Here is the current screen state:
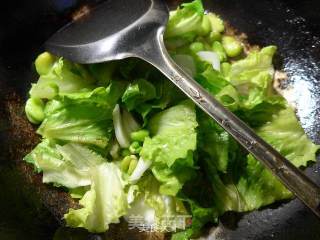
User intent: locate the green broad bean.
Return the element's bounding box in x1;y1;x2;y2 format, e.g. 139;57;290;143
25;97;45;124
120;155;138;174
222;36;243;57
127;158;138;175
130;129;149;142
35;52;56;75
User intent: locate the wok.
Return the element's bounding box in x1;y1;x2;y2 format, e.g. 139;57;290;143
0;0;320;239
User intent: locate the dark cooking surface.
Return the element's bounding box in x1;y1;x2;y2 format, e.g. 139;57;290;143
0;0;320;239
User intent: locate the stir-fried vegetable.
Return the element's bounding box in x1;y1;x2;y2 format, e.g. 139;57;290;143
23;1;319;239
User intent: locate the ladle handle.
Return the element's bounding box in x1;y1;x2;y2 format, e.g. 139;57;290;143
142;30;320;218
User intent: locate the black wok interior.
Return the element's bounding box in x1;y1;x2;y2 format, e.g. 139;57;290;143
1;0;320;239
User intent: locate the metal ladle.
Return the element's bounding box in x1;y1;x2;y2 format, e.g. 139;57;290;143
45;0;320;217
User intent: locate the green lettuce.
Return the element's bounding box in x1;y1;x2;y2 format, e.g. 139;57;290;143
37;83;126;148
224;46;287;126
87;62;116;86
151;153;196;196
142;100;197;167
165;0;204;38
138;100;198;195
122;78;157;111
203;107;319;213
139;87;186;123
256;108;320;167
195;67;240;111
24;141;106;188
197;110;237;173
64;162;128;232
227;46;276;87
126;174;187;231
171;199;215;240
30;52;95;99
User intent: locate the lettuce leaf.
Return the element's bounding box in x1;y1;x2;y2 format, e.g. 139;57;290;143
24;141;106;188
137;100;198;195
37;83;126;148
151;153;196;196
87;62;116;87
197;111;237;173
171;199;215;240
165;0;209;43
122;78;157;111
64;163;128;232
203;107;319;213
195;67;240;111
126;174;188;231
30;53;95;99
224;46;288;126
256;108;320;167
141;100;197;167
227;46;276;88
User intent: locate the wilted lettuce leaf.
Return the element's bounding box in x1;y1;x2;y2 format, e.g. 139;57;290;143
196;67;229;95
224;46;287;126
24;141;106;188
64;163;128;232
87;62;116;87
142;100;197;167
152;153;196;196
122;78;157;111
203;107;319;213
126;174;187;231
197;110;237;173
165;0;209;43
195;67;240;111
171;198;216;240
171;164;219;240
37;83;126;148
134;78;186;123
235;95;286;127
140;100;198;195
256;108;320;167
30;53;95;99
227;46;276;87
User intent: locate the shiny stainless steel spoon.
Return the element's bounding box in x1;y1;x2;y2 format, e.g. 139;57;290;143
45;0;320;217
